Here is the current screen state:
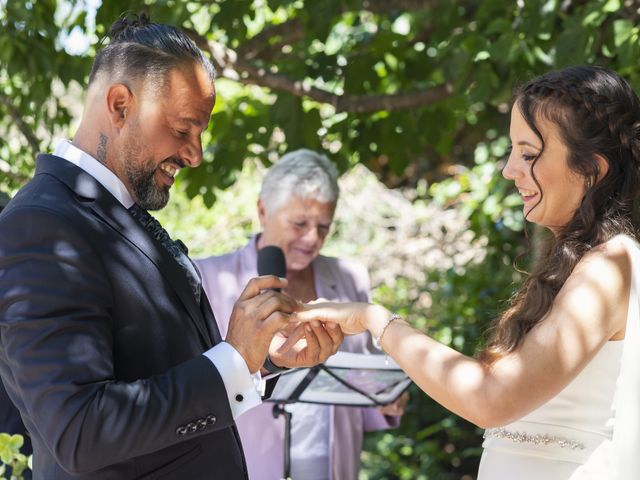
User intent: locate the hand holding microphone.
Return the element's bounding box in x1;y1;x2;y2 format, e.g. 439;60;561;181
257;245;287;291
256;245;344;369
225;247;294;373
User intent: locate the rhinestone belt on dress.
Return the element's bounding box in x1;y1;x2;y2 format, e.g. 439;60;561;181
483;427;586;450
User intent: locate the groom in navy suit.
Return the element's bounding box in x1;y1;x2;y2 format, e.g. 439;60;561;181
0;14;341;480
0;191;32;480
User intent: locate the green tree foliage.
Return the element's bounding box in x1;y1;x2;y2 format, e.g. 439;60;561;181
0;433;31;480
2;0;640;197
0;0;85;192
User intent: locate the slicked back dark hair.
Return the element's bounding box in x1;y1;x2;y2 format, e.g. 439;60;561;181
88;12;215;91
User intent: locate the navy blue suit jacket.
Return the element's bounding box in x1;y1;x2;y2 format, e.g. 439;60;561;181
0;155;248;479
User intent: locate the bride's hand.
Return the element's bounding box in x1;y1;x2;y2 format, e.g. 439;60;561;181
294;302;392;336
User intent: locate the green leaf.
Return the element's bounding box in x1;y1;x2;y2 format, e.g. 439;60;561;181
603;0;621;13
614;19;634;48
555;25;588;65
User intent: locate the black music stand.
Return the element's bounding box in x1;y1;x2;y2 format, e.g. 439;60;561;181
266;351;411;480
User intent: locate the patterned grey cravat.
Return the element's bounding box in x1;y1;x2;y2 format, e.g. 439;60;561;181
128;204;202;304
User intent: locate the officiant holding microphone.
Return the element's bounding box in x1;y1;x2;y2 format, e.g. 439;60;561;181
196;149;407;480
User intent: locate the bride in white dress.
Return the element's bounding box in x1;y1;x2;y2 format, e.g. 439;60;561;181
296;66;640;479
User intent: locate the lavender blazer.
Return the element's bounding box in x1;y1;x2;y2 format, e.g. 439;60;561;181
196;236;398;480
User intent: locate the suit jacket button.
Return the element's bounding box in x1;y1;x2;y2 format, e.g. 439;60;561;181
187;422;198;433
206;415;216;425
176;425;187;436
197;418;207;430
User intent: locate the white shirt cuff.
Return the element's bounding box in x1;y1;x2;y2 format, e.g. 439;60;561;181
202;342;263;419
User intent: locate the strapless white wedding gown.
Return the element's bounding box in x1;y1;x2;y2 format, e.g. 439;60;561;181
478;235;640;480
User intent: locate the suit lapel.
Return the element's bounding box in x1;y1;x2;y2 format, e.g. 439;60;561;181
200;293;222;345
91;199;215;347
36;154;214;347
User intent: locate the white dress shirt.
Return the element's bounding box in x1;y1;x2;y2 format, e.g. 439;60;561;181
53;139;262;418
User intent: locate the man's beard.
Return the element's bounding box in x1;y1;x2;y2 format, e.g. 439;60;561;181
125;161;170;211
121;133;170;211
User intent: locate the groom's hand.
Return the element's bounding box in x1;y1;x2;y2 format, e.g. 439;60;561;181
226;275;298;373
268;320;343;369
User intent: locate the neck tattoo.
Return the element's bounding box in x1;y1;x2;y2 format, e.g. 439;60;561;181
96;133;108;165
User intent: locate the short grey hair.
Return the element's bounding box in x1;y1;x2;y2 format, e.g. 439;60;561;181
259;149;340;214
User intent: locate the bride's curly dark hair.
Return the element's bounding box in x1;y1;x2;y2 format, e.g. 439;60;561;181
480;66;640;363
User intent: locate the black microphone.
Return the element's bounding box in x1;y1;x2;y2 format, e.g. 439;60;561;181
257;245;286;292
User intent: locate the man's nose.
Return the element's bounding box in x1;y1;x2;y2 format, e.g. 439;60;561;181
180;136;203;168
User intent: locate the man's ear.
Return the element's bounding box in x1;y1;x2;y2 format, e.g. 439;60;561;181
106;84;133;129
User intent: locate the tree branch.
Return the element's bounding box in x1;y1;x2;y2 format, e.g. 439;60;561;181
236;18;304;61
235;62;451;113
188;32;452;114
0;93;41;157
360;0;437;13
